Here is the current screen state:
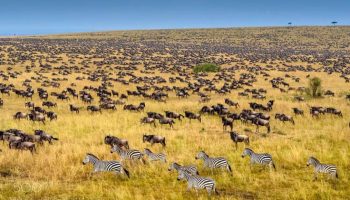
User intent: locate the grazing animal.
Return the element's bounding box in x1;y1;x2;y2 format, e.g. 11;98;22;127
69;104;80;113
14;112;28;120
34;130;59;144
221;116;233;131
275;113;295;124
111;145;145;164
82;153;129;178
158;117;175;128
229;131;250;150
143;134;166;147
168;162;199;175
28;112;46;124
144;148;166;162
177;170;218;195
87;105;102;113
10;141;36;154
241;148;276;170
195;151;232;173
140;117;156;127
293;108;304;115
251;118;270;133
104;135;129;149
165;111;184;120
184;111;201;122
306;156;338;180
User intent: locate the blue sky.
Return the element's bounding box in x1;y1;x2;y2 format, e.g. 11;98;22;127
0;0;349;35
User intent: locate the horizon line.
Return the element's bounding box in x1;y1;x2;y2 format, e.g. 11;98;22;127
1;24;349;38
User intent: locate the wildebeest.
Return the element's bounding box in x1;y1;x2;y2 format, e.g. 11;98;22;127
222;116;233;131
229;131;250;150
225;98;239;108
69;104;80;113
293;108;304;115
14;112;28;120
275;113;295;124
34;130;59;144
165;111;184;120
87;105;102;113
140;117;156;127
47;111;58;121
252;118;270;133
104;135;129;149
184;111;201;122
28;112;46;124
158;117;175;128
10;141;36;154
143;134;166;147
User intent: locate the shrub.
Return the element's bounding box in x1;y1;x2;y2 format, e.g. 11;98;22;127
193;63;220;73
306;77;322;98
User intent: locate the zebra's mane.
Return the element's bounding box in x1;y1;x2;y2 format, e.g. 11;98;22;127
244;148;254;152
87;153;99;160
309;156;319;163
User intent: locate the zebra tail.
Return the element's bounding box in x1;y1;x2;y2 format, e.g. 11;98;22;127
228;164;232;173
123;168;130;178
214;188;219;195
272;162;276;170
336;172;339;179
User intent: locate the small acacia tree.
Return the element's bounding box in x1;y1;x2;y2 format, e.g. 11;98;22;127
193;63;220;73
306;77;322;98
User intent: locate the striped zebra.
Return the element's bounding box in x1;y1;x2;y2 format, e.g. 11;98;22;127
144;148;166;163
168;162;199;175
82;153;130;178
241;148;276;170
111;145;145;164
307;156;338;180
195;151;232;173
177;169;218;195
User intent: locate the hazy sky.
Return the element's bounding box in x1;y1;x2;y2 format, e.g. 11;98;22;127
0;0;349;35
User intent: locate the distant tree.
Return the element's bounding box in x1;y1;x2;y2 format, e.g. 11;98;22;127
288;22;292;26
306;77;323;98
331;21;338;26
193;63;220;73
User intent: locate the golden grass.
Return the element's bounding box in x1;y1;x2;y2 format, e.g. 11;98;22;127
0;27;349;200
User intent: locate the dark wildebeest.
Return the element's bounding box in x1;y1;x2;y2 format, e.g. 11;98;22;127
225;98;240;108
47;111;58;121
222;116;233;131
275;113;295;124
28;112;46;124
140;117;156;127
252;118;270;133
293;108;304;115
34;130;59;144
14;112;28;120
165;111;184;121
69;104;80;113
147;112;164;120
25;102;35;109
104;135;129;149
87;105;102;113
10;141;36;154
229;131;250;150
143;134;166;147
159;117;175;128
184;111;201;122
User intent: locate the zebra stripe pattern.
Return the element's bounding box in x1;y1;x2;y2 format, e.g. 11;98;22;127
177;169;218;195
195;151;232;173
111;145;145;163
307;156;338;180
82;153;130;178
144;148;166;162
241;148;276;170
168;162;199;175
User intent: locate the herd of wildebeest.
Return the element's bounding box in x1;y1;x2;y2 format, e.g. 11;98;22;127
0;27;349;195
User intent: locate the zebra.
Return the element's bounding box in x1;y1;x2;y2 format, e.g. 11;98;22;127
177;170;218;195
168;162;199;175
82;153;130;178
307;156;338;180
144;148;166;163
241;148;276;170
195;151;232;173
111;145;145;164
